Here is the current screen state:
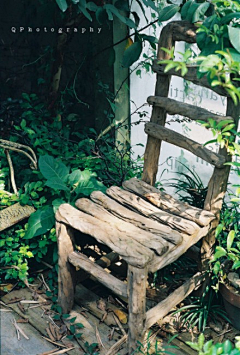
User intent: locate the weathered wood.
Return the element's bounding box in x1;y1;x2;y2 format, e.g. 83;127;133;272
106;186;200;235
69;251;128;299
76;251;119;284
152;60;230;97
74;283;128;327
147;96;233;124
201;99;240;273
145;122;226;168
0;203;35;231
127;265;147;355
171;21;197;43
123;178;215;226
90;191;183;245
149;226;209;273
75;197;171;256
56;222;76;314
142;23;173;185
144;272;205;331
56;204;154;268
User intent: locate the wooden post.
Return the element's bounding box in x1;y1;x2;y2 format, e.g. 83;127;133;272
56;221;76;314
127;265;147;354
201;99;240;272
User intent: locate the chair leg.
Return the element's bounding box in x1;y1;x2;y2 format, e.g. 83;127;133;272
127;265;147;354
56;221;76;314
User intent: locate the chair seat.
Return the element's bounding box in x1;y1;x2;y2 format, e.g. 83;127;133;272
56;178;215;273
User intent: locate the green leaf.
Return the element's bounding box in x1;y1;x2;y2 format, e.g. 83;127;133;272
78;0;92;21
228;26;240;53
122;41;142;67
223;340;233;353
104;5;135;28
45;179;70;191
215;224;224;238
55;0;68;12
198;333;205;349
220;13;240;25
24;206;55;239
181;1;192;20
213;246;227;260
199;54;220;73
142;0;158;12
227;230;235;251
192;2;210;22
68;170;83;186
86;2;98;12
74;171;106;196
158;5;180;22
52;198;65;213
232;260;240;270
96;7;108;24
39;155;69;182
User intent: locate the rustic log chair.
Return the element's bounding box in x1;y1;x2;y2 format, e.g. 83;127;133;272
56;21;240;354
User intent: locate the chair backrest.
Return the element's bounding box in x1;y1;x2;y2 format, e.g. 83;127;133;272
142;21;240;221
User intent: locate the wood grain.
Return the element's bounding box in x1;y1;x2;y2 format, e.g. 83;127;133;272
123;178;215;226
145;122;226;168
147;96;233;124
69;251;128;298
90;190;183;245
56;204;154;268
106;186;200;235
75;197;171;256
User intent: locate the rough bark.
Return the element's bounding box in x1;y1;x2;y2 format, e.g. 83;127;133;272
106;186;200;235
69;251;128;298
127;266;147;355
144;272;205;331
0;203;35;232
123;178;215;226
75;197;171;256
56;221;76;314
56;204;154;268
145;122;226;168
147;96;233;124
90;190;183;245
152;61;230;98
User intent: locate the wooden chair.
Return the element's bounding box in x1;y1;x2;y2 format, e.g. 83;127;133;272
56;21;240;354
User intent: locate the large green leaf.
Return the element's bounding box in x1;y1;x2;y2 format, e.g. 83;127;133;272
159;5;180;22
192;2;210;22
39;155;69;182
74;170;106;196
55;0;68;12
24;206;55;239
228;26;240;53
220;12;240;25
122;41;142;67
45;179;70;191
68;169;83;186
198;54;220;73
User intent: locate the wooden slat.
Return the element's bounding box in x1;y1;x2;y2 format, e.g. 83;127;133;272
147;96;233;124
90;191;183;245
149;226;209;273
152;60;230;97
0;203;35;231
123;178;216;227
145;122;226;168
69;251;128;298
75;198;171;256
56;204;154;268
106;186;200;235
74;283;128;327
144;272;205;331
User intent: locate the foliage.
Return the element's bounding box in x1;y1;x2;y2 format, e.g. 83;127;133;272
166;162;207;209
187;333;240;355
172;286;229;332
159;0;240;104
0;93;143;283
